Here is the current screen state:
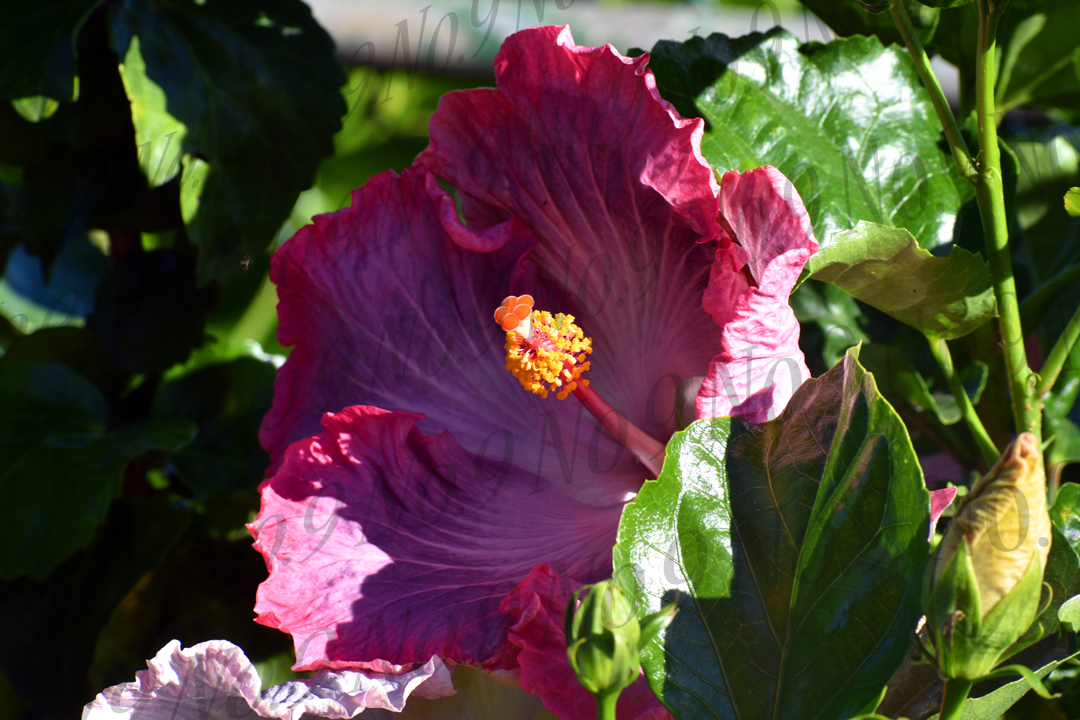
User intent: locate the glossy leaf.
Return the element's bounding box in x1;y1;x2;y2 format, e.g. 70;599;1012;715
614;349;931;720
109;0;347;282
807;221;996;339
0;0;98;100
0;360;195;580
646;29;965;249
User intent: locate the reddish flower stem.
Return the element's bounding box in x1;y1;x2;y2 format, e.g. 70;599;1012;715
572;383;666;478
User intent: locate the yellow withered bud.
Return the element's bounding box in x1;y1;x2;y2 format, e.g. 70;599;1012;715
925;433;1051;680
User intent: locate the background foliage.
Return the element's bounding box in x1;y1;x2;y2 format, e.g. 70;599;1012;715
0;0;1078;717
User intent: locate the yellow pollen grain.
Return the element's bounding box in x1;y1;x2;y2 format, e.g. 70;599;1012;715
504;310;592;400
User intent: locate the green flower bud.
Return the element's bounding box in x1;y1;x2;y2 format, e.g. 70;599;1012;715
564;581;676;701
925;433;1051;680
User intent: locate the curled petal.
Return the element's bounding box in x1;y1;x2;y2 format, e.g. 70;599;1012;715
696;167;819;422
81;640;452;720
251;407;620;672
501;565;671;720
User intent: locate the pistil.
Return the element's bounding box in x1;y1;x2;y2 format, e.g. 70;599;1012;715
494;295;666;478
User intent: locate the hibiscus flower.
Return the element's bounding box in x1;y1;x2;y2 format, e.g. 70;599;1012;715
248;25;817;719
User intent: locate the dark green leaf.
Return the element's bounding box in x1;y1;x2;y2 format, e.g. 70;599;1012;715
859;342;969;427
1045;370;1080;470
995;0;1080;113
0;0;98;100
0;497;190;717
647;29;966;249
93;249;218;373
109;0;347;282
790;279;868;374
2;326;120;393
807;221;996;339
0;360;195;580
614;349;930;719
152;342;278;497
797;0;940;47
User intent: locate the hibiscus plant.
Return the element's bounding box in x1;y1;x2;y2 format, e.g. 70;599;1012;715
1;0;1079;719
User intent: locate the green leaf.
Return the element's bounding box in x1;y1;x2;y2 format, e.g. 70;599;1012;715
790;279;869;374
646;29;966;249
0;497;191;716
795;0;940;48
932;361;989;423
614;349;930;720
109;0;347;283
0;360;195;580
926;651;1080;719
152;342;278;497
0;0;97;101
1045;374;1080;470
994;0;1080;113
807;221;997;339
858;342;969;426
94;249;218;374
1066;187;1080;217
1060;595;1080;633
1051;482;1080;556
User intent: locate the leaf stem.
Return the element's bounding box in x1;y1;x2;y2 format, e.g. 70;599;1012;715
929;336;999;465
1036;303;1080;398
975;0;1040;440
889;2;978;182
939;678;974;720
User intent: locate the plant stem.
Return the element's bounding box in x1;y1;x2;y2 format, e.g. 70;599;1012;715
889;2;978;182
929;336;999;465
939;678;975;720
975;0;1040;440
596;691;618;720
1036;303;1080;398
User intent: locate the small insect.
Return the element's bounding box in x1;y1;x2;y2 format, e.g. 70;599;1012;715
240;253;252;271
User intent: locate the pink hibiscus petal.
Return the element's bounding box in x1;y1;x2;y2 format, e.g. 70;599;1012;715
417;25;725;444
696;167;820;422
501;565;671;720
81;640;452;720
260;167;647;509
929;486;958;539
251;406;621;672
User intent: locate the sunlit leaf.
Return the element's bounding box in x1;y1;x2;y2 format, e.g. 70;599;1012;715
614;349;930;719
646;29;967;249
807;221;996;339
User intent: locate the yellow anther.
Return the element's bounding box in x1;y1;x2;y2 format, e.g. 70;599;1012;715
501;309;592;400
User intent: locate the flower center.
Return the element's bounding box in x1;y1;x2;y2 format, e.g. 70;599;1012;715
495;295;593;400
493;295;665;477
